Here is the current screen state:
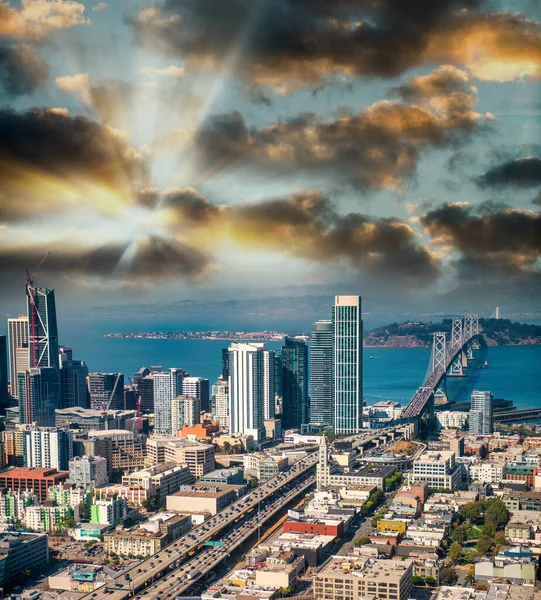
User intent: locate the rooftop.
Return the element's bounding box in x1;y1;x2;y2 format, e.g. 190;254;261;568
170;488;233;499
353;463;397;478
319;555;412;580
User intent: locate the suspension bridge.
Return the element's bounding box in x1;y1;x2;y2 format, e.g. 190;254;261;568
401;314;482;421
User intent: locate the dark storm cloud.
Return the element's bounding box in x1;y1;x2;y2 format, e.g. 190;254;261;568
477;157;541;189
0;107;149;222
160;189;440;286
447;150;477;173
0;42;49;97
421;202;541;283
190;74;486;189
130;0;541;92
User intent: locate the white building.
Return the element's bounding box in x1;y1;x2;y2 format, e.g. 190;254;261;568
24;427;73;471
153;368;184;434
437;411;469;430
228;343;274;441
212;377;229;429
7;316;28;399
469;390;494;435
0;489;37;520
25;504;79;533
68;455;108;488
171;395;200;432
407;451;462;491
182;377;210;412
470;461;506;484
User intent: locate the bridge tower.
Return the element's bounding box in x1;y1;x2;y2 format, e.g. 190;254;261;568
464;314;475;359
471;314;480;350
449;318;465;376
432;332;448;404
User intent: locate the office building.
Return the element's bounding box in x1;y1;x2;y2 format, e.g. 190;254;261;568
146;436;215;478
60;359;89;409
0;336;8;413
469;390;494;435
182;376;210;412
0;532;49;588
228;343;274;441
436;411;468;430
68;455;108;488
24;427;73;471
18;367;59;426
58;346;72;363
212;377;229;429
55;406;135;432
171;395;200;432
0;467;69;501
333;296;363;434
314;555;413;600
88;373;124;411
221;348;229;380
281;337;309;429
133;366;157;412
7;316;28;399
309;320;333;425
122;463;193;506
407;451;462;491
153;369;184;434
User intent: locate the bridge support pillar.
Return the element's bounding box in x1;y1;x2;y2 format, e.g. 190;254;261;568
462;352;469;368
448;352;466;377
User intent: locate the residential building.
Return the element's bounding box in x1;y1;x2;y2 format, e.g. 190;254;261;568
18;368;59;426
0;489;37;521
469;390;494;435
281;337;309;429
166;488;236;515
133;367;156;412
228;343;274;441
0;532;49;588
48;483;90;507
145;435;215;477
90;493;127;526
182;376;210;412
153;369;184;434
243;453;287;481
2;427;26;467
122;463;194;506
23;427;73;471
212;377;229;429
309;320;333;425
436;411;468;430
407;451;462;491
475;548;537;584
55;406;135;432
0;336;8;414
25;504;79;533
7;316;28;400
59;359;89;409
68;455;108;488
333;295;363;434
505;462;537;486
0;467;69;501
503;491;541;512
95;485;150;507
103;512;191;556
470;461;506;484
88;373;124;411
314;555;413;600
171;395;200;432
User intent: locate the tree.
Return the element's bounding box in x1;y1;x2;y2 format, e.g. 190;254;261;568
476;535;493;556
424;576;436;586
412;575;425;586
466;573;476;585
463;549;479;564
354;536;371;546
484;498;510;529
451;525;468;544
494;530;506;553
248;477;258;489
281;588;292;597
448;542;462;565
462;501;484;522
440;567;458;586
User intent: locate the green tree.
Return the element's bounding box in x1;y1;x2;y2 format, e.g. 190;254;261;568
424;576;436;586
354;536;371;546
484;498;510;529
466;573;476;585
281;587;292;597
248;477;258;489
494;530;506;553
448;542;462;565
451;525;468;544
412;575;425;586
463;549;479;564
476;535;493;556
440;567;458;586
462;501;485;522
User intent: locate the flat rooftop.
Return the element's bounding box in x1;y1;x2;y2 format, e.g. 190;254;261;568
170;488;232;499
319;555;413;581
353;463;397;478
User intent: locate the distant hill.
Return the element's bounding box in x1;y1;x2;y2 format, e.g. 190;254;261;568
365;318;541;348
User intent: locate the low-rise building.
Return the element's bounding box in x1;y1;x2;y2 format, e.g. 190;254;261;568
407;451;462;491
503;491;541;512
145;436;215;478
103;512;191;556
0;467;69;501
95;484;151;507
243;453;288;481
469;461;506;484
0;532;49;588
68;455;108;488
122;462;194;506
166;488;237;515
284;517;345;538
314;555;413;600
199;468;244;486
475;548;537;584
90;493;127;526
25;503;79;533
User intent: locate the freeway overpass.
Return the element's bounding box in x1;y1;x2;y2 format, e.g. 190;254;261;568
494;407;541;423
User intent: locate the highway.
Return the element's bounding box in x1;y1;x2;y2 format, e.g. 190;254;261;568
83;454;317;600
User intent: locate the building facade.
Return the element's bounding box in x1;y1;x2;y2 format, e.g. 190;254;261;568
212;377;229;429
281;337;309;430
24;427;73;471
88;373;125;411
171;396;200;432
469;390;494;435
407;451;462;491
309;320;333;425
153;369;184;434
60;359;89;409
18;368;59;427
68;455;108;488
333;296;363;434
182;377;210;412
0;336;8;414
7;316;28;400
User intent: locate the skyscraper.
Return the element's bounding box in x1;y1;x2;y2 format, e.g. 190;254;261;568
153;368;183;434
228;343;274;441
221;349;230;381
23;427;73;470
212;377;229;429
18;368;59;427
281;337;309;429
88;373;124;411
171;396;200;431
469;390;494;434
7;316;28;399
133;366;156;412
60;359;89;409
182;377;210;412
0;335;9;413
309;320;333;425
333;295;363;434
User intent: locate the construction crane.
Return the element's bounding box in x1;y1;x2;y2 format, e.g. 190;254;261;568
26;251;50;369
101;372;122;430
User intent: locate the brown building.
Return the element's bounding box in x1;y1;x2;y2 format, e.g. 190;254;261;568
284;519;344;538
0;467;69;501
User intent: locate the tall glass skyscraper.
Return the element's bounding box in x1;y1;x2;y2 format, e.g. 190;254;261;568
281;337;309;429
309;320;333;425
18;367;59;426
0;335;8;413
332;295;363;434
153;368;184;434
7;316;28;399
469;390;494;434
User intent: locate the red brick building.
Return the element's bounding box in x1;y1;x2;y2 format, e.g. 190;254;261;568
0;467;69;501
284;519;343;537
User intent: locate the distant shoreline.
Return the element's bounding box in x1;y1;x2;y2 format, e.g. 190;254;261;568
103;331;302;342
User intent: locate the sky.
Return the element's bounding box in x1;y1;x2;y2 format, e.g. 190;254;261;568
1;0;541;316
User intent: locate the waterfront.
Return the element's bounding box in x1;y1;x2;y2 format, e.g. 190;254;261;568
24;313;540;411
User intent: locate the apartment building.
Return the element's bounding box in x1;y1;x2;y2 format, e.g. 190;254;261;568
145;436;215;478
122;463;193;506
406;452;462;491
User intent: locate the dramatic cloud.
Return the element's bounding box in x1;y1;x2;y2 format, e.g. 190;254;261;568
421;203;541;283
158;189;440;286
477;156;541;188
0;107;149;222
130;0;541;93
190;69;488;189
0;42;48;97
141;65;185;78
0;0;89;40
92;2;107;11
